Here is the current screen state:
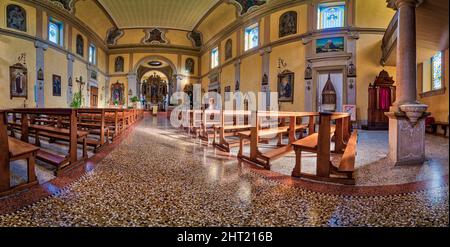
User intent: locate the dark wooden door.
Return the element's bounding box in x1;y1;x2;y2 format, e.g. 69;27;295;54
90;86;98;108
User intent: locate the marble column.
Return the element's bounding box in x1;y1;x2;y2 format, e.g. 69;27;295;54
385;0;428;166
260;47;272;110
35;41;48;108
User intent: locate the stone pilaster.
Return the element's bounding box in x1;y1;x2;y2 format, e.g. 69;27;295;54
127;72;137;106
67;54;74;106
260;47;272;110
35;41;48;108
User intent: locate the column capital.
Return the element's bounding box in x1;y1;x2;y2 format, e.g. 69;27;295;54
387;0;423;10
34;40;48;50
67;54;75;62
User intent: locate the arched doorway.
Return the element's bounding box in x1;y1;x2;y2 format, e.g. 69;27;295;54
133;56;177;111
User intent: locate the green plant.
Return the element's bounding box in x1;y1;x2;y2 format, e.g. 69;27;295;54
70;92;82;108
131;96;139;103
113;100;119;106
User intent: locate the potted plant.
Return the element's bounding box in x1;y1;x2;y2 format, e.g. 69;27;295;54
70;92;82;108
131;96;139;109
113;99;119;108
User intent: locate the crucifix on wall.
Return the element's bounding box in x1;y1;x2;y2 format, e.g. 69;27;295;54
76;76;86;94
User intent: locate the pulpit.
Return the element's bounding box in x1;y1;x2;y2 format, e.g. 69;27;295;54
365;70;396;130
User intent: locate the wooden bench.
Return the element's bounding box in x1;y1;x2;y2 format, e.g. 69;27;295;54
430;121;449;136
237;111;318;169
213;110;253;152
291;112;356;185
1;110;40;197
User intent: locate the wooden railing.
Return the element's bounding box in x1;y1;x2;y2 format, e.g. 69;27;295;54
381;11;398;65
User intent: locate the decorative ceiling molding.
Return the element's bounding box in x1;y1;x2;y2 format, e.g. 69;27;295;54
106;27;124;46
44;0;75;13
142;28;169;45
228;0;267;16
188;31;203;48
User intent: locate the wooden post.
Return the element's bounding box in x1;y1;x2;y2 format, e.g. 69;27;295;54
288;116;296;143
68;109;78;164
0;111;10;192
317;112;331;178
335;117;345;153
308;115;315;135
114;110;119;137
249;111;259;160
100;110;105;145
20;113;29;143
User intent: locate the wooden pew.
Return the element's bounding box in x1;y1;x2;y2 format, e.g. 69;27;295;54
198;110;221;143
291;112;357;185
237;111;317;169
76;109;110;152
213;110;252;152
8;109;87;175
1;110;40;197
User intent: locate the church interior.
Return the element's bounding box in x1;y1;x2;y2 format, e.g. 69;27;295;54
0;0;448;227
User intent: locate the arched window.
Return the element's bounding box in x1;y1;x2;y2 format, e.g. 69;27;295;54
318;2;345;29
7;4;27;32
76;35;84;57
279;11;297;38
115;56;124;72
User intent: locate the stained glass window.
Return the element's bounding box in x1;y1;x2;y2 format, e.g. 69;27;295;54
245;23;259;51
89;44;96;65
48;18;63;45
211;47;219;69
318;3;345;29
431;52;442;90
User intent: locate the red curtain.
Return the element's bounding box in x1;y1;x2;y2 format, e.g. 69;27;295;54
379;87;391;110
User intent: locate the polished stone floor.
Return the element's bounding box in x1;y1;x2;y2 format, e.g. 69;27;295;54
0;115;448;226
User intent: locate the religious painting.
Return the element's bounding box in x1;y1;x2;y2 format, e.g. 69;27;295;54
52;74;62;96
316;37;344;54
106;27;124;46
279;11;297;38
143;28;168;44
224;86;231;101
10;63;28;99
7;4;26;32
185;58;195;74
343;105;357;122
233;0;266;15
225;39;233;61
278;70;294;103
111;82;125;105
188;31;203;48
115;56;124;72
76;34;84;57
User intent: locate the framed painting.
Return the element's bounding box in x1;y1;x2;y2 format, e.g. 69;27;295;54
10;63;28;99
343;104;357;122
316;37;345;54
52;74;62;96
278;70;294;103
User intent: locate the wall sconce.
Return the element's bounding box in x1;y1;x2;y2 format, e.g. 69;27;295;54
306;81;312;91
349;78;355;90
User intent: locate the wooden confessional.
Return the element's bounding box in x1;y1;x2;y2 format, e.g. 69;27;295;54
364;70;396;130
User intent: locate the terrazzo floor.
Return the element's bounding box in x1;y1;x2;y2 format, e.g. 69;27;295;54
0;115;448;226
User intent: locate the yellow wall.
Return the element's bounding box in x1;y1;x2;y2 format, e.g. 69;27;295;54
74;0;114;40
356;34;397;121
197;3;237;44
44;49;68;107
420;49;449;122
0;36;36;108
0;0;37;37
355;0;396;28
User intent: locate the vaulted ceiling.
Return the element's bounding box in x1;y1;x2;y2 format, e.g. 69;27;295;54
97;0;222;31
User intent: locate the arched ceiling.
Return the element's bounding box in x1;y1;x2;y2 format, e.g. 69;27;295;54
97;0;222;30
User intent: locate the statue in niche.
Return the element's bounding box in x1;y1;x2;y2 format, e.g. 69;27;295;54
234;0;266;15
7;4;26;32
279;11;297;38
235;80;240;91
144;29;168;44
225;39;233;61
106;27;124;46
115;56;124;72
185;58;195;74
188;31;203;48
10;62;28;99
76;35;84;57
